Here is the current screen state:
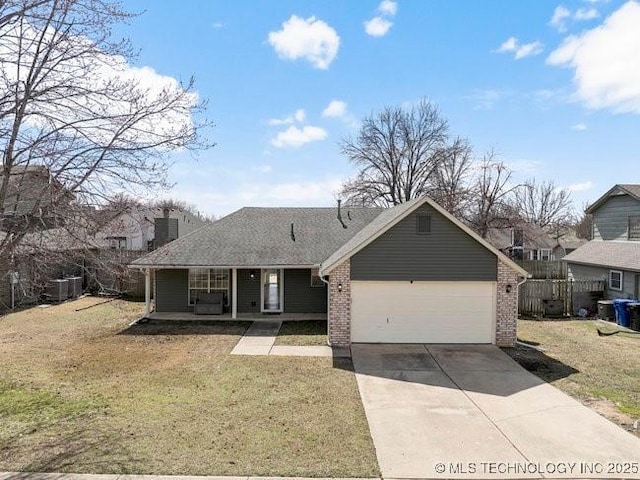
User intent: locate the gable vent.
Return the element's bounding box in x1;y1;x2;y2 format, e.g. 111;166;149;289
416;215;431;235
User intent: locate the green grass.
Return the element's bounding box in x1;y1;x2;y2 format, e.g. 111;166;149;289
505;319;640;419
0;298;378;476
274;320;328;346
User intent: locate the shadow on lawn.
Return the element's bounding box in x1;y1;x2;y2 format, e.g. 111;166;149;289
118;319;251;336
503;342;580;383
1;419;137;476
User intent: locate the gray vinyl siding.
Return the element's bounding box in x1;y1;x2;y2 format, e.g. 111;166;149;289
155;269;190;312
351;204;497;281
592;195;640;241
237;268;260;313
567;263;638;299
284;269;327;313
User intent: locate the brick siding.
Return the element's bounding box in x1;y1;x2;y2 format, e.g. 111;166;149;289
496;260;520;347
327;259;351;347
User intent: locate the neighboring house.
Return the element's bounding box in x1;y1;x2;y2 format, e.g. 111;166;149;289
486;223;586;262
131;196;527;347
0;165;72;232
563;184;640;299
98;206;208;252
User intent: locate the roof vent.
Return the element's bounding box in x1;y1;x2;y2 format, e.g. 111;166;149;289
337;200;347;229
416;215;431;235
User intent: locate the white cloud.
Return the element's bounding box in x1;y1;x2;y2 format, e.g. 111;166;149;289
567;181;594;192
0;23;197;148
364;17;393;37
574;7;600;20
294;108;306;123
378;0;398;16
547;1;640;114
506;159;542;174
270;125;328;148
236;178;343;205
212;21;225;29
267;15;340;70
571;123;587;131
268;108;306;126
322;100;348;118
550;5;571;31
497;37;544;59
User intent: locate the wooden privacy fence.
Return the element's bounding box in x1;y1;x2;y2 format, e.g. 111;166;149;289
519;279;606;316
518;260;567;279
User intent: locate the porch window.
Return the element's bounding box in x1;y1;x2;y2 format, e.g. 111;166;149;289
189;268;229;305
609;270;623;291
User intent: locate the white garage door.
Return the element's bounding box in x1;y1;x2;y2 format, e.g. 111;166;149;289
351;281;496;343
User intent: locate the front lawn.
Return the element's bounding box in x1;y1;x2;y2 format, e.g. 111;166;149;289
274;320;327;346
505;319;640;435
0;298;378;476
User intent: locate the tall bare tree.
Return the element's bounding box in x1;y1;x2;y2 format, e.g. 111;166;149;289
0;0;212;259
430;137;473;218
510;180;573;228
468;152;521;238
339;99;450;207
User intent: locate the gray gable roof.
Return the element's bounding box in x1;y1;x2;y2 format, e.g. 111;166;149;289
586;184;640;214
320;196;529;277
131;206;383;267
563;240;640;272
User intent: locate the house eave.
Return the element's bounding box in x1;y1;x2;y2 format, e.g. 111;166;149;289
128;263;320;270
563;258;640;274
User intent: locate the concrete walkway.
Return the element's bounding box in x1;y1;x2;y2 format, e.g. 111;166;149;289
230;321;348;357
0;474;378;480
352;344;640;480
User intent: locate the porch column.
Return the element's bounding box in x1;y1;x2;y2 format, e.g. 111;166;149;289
144;268;151;317
232;267;238;319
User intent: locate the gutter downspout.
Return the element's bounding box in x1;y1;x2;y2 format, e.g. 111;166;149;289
318;267;331;346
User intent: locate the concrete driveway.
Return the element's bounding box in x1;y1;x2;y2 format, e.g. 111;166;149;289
352;344;640;479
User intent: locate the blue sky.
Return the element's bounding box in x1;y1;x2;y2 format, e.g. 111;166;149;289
120;0;640;217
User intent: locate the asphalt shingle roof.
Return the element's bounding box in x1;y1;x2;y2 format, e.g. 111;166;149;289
320;197;424;273
131;206;383;267
563;240;640;272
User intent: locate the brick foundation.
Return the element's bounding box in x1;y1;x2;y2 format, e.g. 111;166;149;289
496;261;520;347
328;259;351;347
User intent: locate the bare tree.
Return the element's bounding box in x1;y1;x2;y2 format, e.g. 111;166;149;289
0;0;212;259
511;180;573;227
339;99;450;207
0;0;213;308
468;152;521;238
573;202;593;240
430;137;473;218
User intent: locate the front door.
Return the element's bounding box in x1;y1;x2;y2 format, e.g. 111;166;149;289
262;269;283;312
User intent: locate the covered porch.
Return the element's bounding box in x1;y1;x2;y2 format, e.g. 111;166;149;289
146;311;327;321
139;266;328;320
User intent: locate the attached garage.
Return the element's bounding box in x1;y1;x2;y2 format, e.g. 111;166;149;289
321;196;529;347
351;281;496;343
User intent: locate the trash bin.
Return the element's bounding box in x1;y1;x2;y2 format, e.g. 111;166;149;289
597;300;615;321
613;299;635;328
627;303;640;331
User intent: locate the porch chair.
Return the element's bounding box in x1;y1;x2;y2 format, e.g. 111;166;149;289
194;291;224;315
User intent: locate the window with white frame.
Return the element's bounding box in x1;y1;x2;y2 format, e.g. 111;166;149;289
609;270;623;291
107;236;127;250
538;249;551;261
188;268;229;305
